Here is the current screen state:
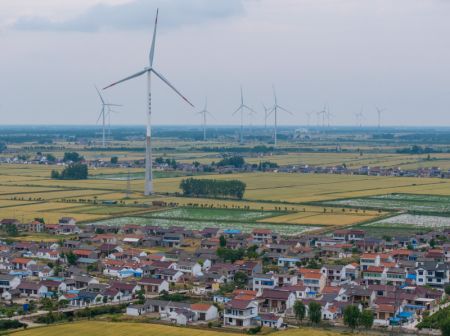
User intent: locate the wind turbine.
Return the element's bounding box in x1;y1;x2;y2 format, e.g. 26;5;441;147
233;87;255;144
306;111;313;127
262;103;270;130
95;86;121;148
375;106;386;128
355;107;365;127
268;86;292;146
103;9;194;196
197;97;213;141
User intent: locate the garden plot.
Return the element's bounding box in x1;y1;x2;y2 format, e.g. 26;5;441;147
89;216;319;235
366;214;450;228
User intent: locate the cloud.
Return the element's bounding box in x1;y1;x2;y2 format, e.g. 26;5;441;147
12;0;245;32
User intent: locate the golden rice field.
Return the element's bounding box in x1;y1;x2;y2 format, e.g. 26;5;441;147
1;162;450;228
11;321;344;336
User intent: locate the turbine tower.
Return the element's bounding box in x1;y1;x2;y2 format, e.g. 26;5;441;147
232;87;255;144
103;9;194;195
268;86;292;147
197;97;213;141
95;86;121;148
375;106;386;128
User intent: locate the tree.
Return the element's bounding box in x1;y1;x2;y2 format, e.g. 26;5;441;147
293;301;306;322
136;290;145;304
110;156;118;164
445;284;450;296
217;156;245;168
3;223;18;237
63;152;83;163
359;309;374;330
441;317;450;336
180;178;246;199
234;271;248;289
308;302;321;324
344;305;360;331
219;235;227;247
65;251;77;265
46;153;57;163
51;163;88;180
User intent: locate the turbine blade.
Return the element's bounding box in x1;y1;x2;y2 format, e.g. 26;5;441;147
96;110;103;124
278;105;293;115
103;69;148;90
151;68;194;107
233;106;242;115
149;9;159;67
243;104;257;114
105;104;123;107
95;85;105;104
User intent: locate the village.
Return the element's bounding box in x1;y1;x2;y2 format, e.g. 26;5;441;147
0;216;449;332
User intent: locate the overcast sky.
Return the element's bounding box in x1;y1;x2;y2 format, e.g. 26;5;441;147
1;0;450;127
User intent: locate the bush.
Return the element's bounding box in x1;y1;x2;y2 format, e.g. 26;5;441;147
0;319;26;331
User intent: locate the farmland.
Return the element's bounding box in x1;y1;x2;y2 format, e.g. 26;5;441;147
12;321;344;336
321;194;450;214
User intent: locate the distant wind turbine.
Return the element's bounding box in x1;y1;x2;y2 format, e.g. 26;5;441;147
197;97;214;141
233;87;255;144
306;111;313;127
103;9;194;195
95;86;121;148
375;106;386;128
269;86;292;146
262;103;270;130
355;107;365;127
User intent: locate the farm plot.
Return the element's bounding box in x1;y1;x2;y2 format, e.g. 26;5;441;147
261;211;378;226
13;321;344;336
321;193;450;213
143;207;282;222
89;216;319;235
365;214;450;228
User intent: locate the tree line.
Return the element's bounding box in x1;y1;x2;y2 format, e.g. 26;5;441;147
180;178;246;199
51;163;88;180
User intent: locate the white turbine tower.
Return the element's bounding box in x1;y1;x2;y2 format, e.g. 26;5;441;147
233;87;255;144
95;86;121;148
375;106;386;128
103;9;194;195
197;97;213;141
269;86;292;147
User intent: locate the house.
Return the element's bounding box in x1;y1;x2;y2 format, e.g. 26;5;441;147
224;298;258;327
11;257;36;270
175;261;202;277
138;277;169;295
299;269;326;294
59;217;77;225
258;313;284;329
416;262;449;287
252;274;277;294
252;229;274;244
360;253;381;271
190;303;219;321
27;221;44;233
0;274;20;293
16;281;47;298
260;289;296;313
